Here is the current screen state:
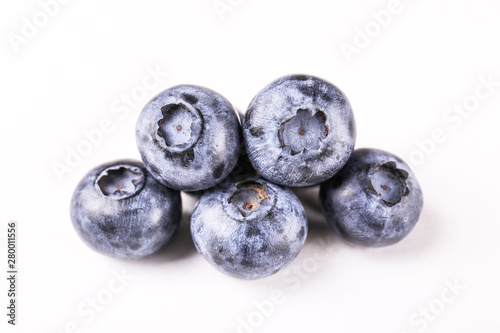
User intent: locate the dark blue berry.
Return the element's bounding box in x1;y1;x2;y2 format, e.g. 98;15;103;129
191;176;307;279
70;160;181;258
243;74;356;187
136;85;241;191
320;149;423;247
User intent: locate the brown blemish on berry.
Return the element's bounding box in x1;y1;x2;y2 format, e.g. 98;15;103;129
227;182;271;217
236;183;270;201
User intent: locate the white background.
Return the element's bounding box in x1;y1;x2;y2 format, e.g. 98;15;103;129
1;0;500;332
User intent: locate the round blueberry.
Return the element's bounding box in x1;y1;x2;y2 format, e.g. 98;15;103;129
70;160;182;259
243;74;356;187
136;85;241;191
320;148;424;247
191;177;308;280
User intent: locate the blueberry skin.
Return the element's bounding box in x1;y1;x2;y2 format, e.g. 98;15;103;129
70;160;182;259
136;85;241;191
243;74;356;187
320;148;423;247
191;177;308;280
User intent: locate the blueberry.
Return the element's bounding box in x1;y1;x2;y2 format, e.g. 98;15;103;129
320;148;423;247
70;160;182;259
243;74;356;187
190;177;308;279
136;85;241;191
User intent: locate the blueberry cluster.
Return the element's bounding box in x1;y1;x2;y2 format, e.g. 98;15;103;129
70;74;423;279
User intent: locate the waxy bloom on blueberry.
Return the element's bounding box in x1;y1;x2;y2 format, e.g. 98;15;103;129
320;149;423;247
191;176;308;280
136;85;241;191
243;74;356;187
70;160;182;259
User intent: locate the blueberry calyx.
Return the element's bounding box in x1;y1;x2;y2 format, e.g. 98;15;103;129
95;165;146;200
227;181;271;217
277;108;328;156
368;161;410;207
156;103;203;152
